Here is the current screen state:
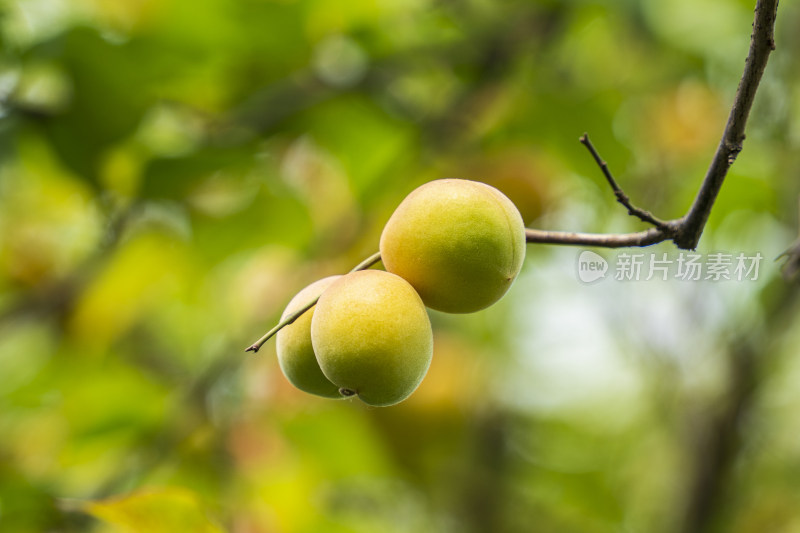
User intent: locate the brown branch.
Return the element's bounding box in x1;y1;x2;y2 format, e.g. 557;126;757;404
580;133;669;229
529;0;778;251
525;226;673;248
673;0;779;249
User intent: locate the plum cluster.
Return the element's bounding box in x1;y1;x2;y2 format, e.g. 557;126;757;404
276;179;526;406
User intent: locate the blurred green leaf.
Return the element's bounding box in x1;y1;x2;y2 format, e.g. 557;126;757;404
84;487;223;533
0;1;798;531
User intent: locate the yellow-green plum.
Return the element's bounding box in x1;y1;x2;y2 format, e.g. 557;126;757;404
275;276;342;398
310;270;433;407
379;179;526;313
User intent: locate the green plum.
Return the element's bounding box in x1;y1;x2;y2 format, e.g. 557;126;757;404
275;276;342;398
310;270;433;407
379;179;526;313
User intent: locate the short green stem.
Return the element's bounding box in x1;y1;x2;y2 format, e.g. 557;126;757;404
245;251;382;353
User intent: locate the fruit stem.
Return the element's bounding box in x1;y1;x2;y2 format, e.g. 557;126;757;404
349;251;382;273
245;297;320;353
245;251;382;353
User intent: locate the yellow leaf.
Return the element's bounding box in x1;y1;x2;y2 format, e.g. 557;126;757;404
84;488;223;533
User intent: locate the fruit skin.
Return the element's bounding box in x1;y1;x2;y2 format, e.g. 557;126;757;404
379;179;526;314
311;270;433;407
276;276;343;399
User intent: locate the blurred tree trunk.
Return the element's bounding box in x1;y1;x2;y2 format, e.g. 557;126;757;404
677;279;799;533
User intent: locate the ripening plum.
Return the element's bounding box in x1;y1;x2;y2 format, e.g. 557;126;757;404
275;276;342;398
310;270;433;407
379;179;526;313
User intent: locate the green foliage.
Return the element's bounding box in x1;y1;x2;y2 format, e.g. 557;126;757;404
0;0;799;531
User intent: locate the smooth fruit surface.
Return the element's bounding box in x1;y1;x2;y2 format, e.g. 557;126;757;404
379;179;526;313
311;270;433;407
275;276;342;398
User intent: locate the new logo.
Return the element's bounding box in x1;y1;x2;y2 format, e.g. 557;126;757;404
577;250;608;283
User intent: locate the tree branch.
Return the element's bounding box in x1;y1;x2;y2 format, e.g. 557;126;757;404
673;0;779;249
524;226;674;248
245;0;780;352
579;134;669;230
529;0;778;251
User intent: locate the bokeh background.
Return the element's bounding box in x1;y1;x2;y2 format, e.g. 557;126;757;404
1;0;800;531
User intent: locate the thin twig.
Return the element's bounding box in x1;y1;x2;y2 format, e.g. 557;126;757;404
580;133;669;229
245;298;319;353
777;197;800;281
245;251;382;353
